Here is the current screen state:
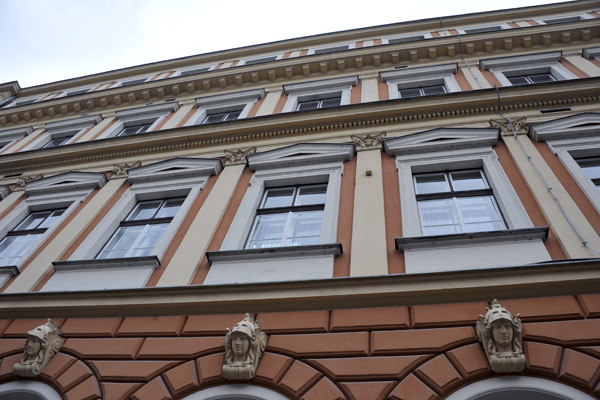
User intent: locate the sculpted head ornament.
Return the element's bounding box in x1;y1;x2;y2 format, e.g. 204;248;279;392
476;300;525;373
14;319;63;377
223;313;268;380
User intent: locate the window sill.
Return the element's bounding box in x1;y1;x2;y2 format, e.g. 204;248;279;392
207;243;342;264
395;227;549;251
0;265;19;276
53;256;160;271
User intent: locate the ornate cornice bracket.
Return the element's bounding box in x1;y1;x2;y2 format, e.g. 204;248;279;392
13;319;63;377
14;174;44;191
224;147;256;166
351;132;386;151
111;161;141;179
223;313;268;380
489;117;528;137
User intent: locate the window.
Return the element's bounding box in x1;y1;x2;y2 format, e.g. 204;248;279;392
380;63;460;99
383;34;430;44
63;87;91;97
309;43;354;55
583;46;600;62
282;76;358;113
118;77;150;87
23;115;102;150
479;51;577;87
414;170;505;235
239;55;281;66
0;209;66;267
97;197;185;259
536;14;594;25
246;184;327;249
179;66;212;76
205;143;353;284
575;157;600;190
0;126;32;151
458;24;510;34
185;89;265;126
384;127;549;273
41;136;74;148
99;103;178;139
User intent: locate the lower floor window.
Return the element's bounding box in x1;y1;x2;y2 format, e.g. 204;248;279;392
96;197;185;259
414;170;505;235
575;157;600;190
0;209;66;266
246;184;327;249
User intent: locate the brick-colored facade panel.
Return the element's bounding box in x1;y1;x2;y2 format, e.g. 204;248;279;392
196;352;225;385
340;381;396;400
268;332;369;357
579;294;600;318
101;382;142;400
279;360;323;396
559;349;600;390
137;336;223;359
118;316;186;337
2;318;64;337
0;353;22;379
371;326;476;355
91;360;178;381
524;341;563;377
499;296;584;321
64;376;101;400
131;376;173;400
445;343;491;379
182;313;248;336
310;355;430;380
257;310;330;333
162;360;200;398
55;360;94;392
575;346;600;359
0;320;11;336
389;373;439;400
64;337;142;359
301;377;346;400
330;306;409;331
415;354;463;394
40;352;78;381
60;317;122;337
411;302;487;328
254;351;294;385
0;338;24;358
524;319;600;345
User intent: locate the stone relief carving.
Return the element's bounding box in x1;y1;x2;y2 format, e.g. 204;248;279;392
224;147;256;165
111;161;142;178
15;174;44;190
223;313;268;380
489;117;528;136
476;299;526;373
13;319;63;377
351;132;386;150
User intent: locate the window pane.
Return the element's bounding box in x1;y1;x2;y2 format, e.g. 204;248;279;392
457;196;504;226
127;200;162;221
297;101;320;111
295;185;327;206
15;211;52;231
37;209;66;229
414;173;450;194
399;87;422;98
576;158;600;180
129;223;168;257
285;211;323;246
422;85;446;96
320;97;341;108
118;123;151;136
155;197;185;218
247;213;288;249
0;234;41;266
224;110;242;121
418;198;461;234
42;136;73;148
97;225;144;259
507;76;530;85
450;170;487;191
529;73;555;83
262;188;295;208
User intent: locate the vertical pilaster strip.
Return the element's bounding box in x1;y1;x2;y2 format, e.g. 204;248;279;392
156;148;254;286
255;89;283;116
459;66;492;89
563;56;600;77
76;115;116;142
161;103;195;129
360;75;380;103
349;133;388;276
492;118;600;258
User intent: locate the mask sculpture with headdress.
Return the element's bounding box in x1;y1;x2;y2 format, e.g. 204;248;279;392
476;299;525;373
13;319;63;377
223;313;268;380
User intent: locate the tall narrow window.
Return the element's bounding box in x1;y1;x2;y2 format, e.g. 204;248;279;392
414;170;505;235
0;209;66;266
575;157;600;190
246;184;327;249
97;197;185;259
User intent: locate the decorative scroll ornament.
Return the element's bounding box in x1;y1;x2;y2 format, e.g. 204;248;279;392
111;161;141;178
489;117;528;136
476;299;525;373
351;132;386;150
13;319;63;377
224;147;256;166
15;174;44;190
223;313;268;380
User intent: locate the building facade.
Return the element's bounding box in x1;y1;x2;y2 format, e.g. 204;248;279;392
0;1;600;399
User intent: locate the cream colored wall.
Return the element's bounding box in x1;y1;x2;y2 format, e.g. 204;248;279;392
564;56;600;77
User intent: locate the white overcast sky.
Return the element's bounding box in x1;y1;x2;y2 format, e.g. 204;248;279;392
0;0;566;88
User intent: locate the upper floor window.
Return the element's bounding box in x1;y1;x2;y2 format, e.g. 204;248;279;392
203;110;242;124
282;76;358;113
575;157;600;190
398;84;446;99
239;55;281;66
185;89;265;126
507;73;556;86
41;136;73;148
536;14;594;25
179;66;212;76
380;63;460;100
23;115;102;151
0;126;33;151
99;103;178;139
383;34;430;44
458;24;510;34
117;122;153;137
297;96;341;111
308;43;355;55
118;77;150;87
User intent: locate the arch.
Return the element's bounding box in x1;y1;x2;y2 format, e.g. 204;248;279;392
445;376;596;400
0;381;61;400
181;384;292;400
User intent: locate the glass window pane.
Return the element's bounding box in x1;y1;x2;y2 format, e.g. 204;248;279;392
97;225;144;259
295;185;327;206
320;97;341;108
457;196;504;225
156;198;185;218
127;200;162;221
15;211;52;231
450;170;487;191
414;173;450;194
297;101;319;111
422;85;446;96
576;158;600;180
399;87;422;98
247;213;288;249
262;188;295;208
0;234;41;266
224;110;242;121
418;198;460;233
42;136;73;148
464;221;506;233
529;73;555;83
37;209;66;229
285;211;323;246
203;113;226;124
129;224;168;257
507;76;529;85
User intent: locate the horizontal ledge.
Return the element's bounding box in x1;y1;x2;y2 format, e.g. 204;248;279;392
207;243;343;264
395;227;549;250
0;258;599;318
53;256;160;271
0;265;19;276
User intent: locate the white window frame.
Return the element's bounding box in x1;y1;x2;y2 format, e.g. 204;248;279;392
0;172;107;285
479;51;578;87
379;63;461;99
0;126;33;150
237;54;283;67
22;115;102;150
184;89;265;126
382;33;432;44
583;46;600;62
457;23;511;34
282;76;358;113
173;65;215;77
116;76;151;88
534;13;594;25
529;112;600;215
98;102;179;139
307;42;355;55
3;96;41;108
384;128;532;237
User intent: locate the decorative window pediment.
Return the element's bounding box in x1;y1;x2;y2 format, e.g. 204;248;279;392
185;89;265;126
281;76;358;113
25;172;107;197
379;63;461;99
99;102;179;139
529;113;600;141
247;143;355;170
0;126;33;149
383;127;499;155
127;157;223;184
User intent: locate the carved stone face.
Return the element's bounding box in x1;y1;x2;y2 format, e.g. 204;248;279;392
231;333;250;359
25;337;41;356
492;319;513;347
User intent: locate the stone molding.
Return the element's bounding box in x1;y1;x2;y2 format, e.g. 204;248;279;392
351;132;386;150
111;161;141;178
489;116;528;136
224;147;256;166
223;313;268;380
14;174;44;191
13;319;63;377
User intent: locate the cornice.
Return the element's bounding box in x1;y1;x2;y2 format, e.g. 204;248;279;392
0;78;597;176
2;19;598;127
0;258;598;318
